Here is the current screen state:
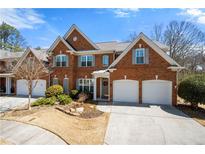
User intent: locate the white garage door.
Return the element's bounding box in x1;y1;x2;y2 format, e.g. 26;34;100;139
113;80;139;104
17;79;46;96
32;80;46;96
142;80;172;105
17;79;29;96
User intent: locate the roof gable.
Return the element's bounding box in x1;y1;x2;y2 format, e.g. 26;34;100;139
48;36;75;52
108;33;180;69
13;48;48;73
63;24;99;51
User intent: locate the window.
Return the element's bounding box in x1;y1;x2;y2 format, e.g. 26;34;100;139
78;78;94;93
135;48;145;64
80;55;94;67
55;54;68;67
102;55;109;66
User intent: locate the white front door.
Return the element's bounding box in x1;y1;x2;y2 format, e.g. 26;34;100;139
142;80;172;105
113;80;139;104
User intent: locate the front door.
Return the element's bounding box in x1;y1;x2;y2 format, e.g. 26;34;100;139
101;78;108;99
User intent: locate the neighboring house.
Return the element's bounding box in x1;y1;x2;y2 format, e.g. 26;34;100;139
1;24;183;106
0;49;24;95
0;48;48;96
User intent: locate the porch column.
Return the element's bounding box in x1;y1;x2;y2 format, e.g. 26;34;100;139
93;78;97;100
6;77;11;95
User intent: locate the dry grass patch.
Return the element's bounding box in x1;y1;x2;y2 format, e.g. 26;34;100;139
1;105;109;145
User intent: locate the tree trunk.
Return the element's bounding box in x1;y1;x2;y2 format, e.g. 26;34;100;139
28;94;31;110
191;103;198;110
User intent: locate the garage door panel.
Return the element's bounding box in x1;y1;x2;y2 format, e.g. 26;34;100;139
17;80;29;96
113;80;139;104
17;79;46;96
142;80;172;105
32;80;46;96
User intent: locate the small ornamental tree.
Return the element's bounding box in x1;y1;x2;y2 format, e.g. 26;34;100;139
178;74;205;109
14;49;48;110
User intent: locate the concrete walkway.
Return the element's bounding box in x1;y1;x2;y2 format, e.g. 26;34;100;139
0;120;66;145
0;96;37;113
97;104;205;145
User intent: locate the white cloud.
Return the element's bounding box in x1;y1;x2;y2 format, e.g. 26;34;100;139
112;8;139;18
179;8;205;24
0;8;45;29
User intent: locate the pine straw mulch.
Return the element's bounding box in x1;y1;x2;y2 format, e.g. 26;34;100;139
0;103;110;145
177;97;205;126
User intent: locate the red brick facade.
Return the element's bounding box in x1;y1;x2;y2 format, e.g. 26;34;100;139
109;39;177;105
12;25;178;105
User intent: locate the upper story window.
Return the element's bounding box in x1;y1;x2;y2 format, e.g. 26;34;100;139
79;55;94;67
135;48;145;64
55;54;68;67
102;55;109;66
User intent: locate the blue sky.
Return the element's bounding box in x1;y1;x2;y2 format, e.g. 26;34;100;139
1;8;205;48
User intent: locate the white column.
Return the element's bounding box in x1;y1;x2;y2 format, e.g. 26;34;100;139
93;78;97;100
6;77;10;94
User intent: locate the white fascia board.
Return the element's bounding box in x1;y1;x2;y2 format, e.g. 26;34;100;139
63;24;99;50
75;50;114;55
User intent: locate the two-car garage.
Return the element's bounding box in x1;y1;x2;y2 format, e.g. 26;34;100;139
113;79;172;105
16;79;46;96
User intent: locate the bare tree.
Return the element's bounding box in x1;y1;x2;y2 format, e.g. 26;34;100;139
14;52;48;110
163;21;205;65
151;24;164;42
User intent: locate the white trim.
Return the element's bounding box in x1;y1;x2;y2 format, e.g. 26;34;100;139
108;33;181;69
63;24;99;50
167;66;185;71
75;50;114;55
48;36;75;52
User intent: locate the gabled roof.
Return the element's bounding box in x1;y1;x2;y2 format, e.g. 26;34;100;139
48;36;75;52
63;24;99;50
0;49;24;60
96;41;130;52
13;48;48;73
108;32;180;69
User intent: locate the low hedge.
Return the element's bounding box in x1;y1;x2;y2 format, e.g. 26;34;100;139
57;94;72;105
178;74;205;108
32;96;56;106
45;85;63;98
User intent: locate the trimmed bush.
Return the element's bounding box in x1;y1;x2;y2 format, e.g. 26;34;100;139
69;89;80;99
178;74;205;108
31;96;56;106
57;94;72;105
45;85;63;98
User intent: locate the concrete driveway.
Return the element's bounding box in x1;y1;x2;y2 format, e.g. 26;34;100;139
97;104;205;145
0;96;37;113
0;120;66;145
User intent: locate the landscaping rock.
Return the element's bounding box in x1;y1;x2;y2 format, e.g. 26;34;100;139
76;107;84;113
70;108;75;112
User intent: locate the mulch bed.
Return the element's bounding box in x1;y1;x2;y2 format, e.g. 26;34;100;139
176;104;205;126
55;102;103;119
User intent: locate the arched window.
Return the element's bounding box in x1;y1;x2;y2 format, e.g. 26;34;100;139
55;54;68;67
